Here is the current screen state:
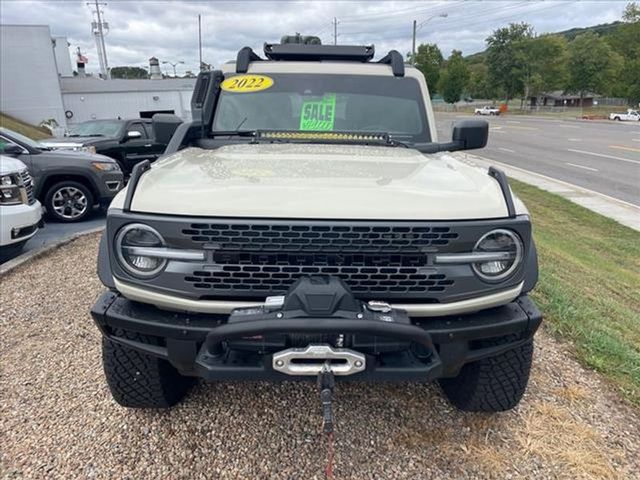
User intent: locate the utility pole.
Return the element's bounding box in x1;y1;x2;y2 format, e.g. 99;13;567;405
332;17;339;45
88;0;110;79
411;13;448;65
412;20;417;65
198;14;203;72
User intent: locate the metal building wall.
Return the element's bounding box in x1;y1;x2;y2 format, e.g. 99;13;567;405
62;90;193;126
0;25;66;127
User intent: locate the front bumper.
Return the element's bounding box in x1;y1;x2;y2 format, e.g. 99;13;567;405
91;290;542;382
0;201;43;247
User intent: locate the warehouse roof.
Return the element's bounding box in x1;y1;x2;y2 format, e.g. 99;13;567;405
60;77;197;94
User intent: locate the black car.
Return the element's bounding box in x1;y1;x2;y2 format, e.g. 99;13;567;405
41;119;167;175
0;127;124;222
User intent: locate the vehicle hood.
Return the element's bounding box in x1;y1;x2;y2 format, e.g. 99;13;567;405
0;155;28;175
114;143;515;220
38;149;116;163
41;136;111;147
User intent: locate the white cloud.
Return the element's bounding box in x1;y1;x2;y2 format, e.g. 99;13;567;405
0;0;629;74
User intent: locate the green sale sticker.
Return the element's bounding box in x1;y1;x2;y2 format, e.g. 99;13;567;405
299;94;336;131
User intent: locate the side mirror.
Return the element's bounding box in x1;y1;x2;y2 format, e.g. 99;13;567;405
152;113;183;145
2;144;25;155
126;130;142;140
451;119;488;150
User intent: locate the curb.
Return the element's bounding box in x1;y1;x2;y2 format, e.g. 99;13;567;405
468;154;640;232
0;226;104;276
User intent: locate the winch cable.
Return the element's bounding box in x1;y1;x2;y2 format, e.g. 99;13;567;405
318;362;336;479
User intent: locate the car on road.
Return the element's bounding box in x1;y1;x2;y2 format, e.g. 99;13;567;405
0;155;42;259
609;109;639;121
91;41;541;415
0;127;123;222
474;105;501;115
40;118;168;175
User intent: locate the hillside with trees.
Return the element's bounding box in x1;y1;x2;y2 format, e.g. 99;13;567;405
416;1;639;106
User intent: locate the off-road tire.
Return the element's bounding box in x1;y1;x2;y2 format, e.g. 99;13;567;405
439;338;533;412
102;330;194;408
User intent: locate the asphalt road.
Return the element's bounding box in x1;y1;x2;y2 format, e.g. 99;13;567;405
435;112;640;206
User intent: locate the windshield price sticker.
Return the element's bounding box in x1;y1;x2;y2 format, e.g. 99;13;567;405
221;75;274;93
300;94;336;131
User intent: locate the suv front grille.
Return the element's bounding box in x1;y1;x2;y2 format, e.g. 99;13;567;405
19;170;36;205
178;220;461;299
185;265;454;296
182;223;458;253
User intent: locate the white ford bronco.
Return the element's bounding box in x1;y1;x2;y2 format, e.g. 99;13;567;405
91;40;541;416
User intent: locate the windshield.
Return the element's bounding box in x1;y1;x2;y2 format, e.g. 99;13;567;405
0;127;46;150
68;120;124;138
212;73;430;143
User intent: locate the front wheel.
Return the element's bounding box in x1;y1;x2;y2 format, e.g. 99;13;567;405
439;338;533;412
102;331;194;408
44;181;93;222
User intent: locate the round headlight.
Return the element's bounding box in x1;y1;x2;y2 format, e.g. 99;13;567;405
472;229;523;282
115;223;167;278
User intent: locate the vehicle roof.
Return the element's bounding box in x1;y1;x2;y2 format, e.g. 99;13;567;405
76;118;151;123
221;61;421;77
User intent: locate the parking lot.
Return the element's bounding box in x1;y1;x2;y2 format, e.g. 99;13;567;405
1;233;639;479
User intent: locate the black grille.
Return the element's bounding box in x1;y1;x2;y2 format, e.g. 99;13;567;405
185;265;454;296
19;170;36;205
182;223;458;253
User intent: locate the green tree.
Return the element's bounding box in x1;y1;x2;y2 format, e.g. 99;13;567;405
438;50;470;104
412;43;444;96
516;35;568;106
485;22;534;100
607;2;640;104
110;66;149;79
566;32;623;104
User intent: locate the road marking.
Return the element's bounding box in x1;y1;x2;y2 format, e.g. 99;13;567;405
632;138;640;143
567;162;598;172
567;148;640;165
558;124;580;129
567;138;581;142
506;120;521;124
507;125;539;131
609;145;640;153
498;147;516;153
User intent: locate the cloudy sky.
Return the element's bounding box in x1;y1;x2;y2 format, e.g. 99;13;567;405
0;0;629;75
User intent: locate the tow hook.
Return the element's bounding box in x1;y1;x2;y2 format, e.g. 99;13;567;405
318;362;336;478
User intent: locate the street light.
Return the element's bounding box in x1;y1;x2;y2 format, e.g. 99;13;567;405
411;13;448;65
162;60;184;77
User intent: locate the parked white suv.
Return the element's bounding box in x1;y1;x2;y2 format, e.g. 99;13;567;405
0;155;42;259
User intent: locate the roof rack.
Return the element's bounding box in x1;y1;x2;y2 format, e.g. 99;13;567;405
377;50;404;77
236;46;263;73
234;44;405;76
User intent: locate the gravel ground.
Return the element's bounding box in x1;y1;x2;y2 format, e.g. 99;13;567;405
1;234;639;479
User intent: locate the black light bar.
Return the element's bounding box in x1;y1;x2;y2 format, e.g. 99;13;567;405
263;43;375;62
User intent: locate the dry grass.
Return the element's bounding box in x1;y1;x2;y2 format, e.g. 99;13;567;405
0;112;52;140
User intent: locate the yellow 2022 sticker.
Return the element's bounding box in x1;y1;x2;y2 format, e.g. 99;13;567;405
221;75;273;93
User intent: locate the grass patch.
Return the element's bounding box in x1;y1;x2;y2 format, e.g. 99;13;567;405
511;179;640;406
0;112;51;140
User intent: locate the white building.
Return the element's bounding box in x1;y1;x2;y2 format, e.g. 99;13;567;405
60;78;195;126
0;25;67;128
0;24;197;131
